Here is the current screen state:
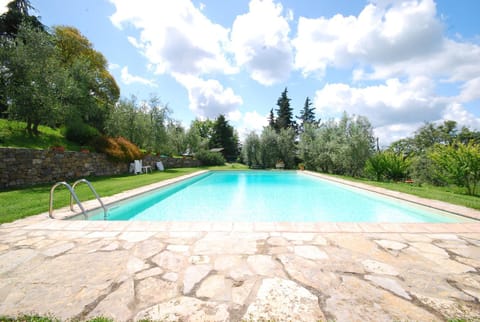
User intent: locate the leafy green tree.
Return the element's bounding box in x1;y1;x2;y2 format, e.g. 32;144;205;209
275;87;295;130
165;120;187;156
53;26;120;130
277;127;296;169
1;24;66;135
260;126;280;168
210;114;239;161
268;108;276;129
296;96;316;133
429;141;480;195
298;113;374;176
242;131;261;167
191;118;215;141
0;0;44;38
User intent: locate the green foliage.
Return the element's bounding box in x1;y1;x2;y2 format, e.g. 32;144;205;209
275;87;295;130
210;114;239;161
0;119;82;150
0;0;45;39
365;151;411;181
299;113;374;176
1;24;67;135
429;141;480;195
194;150;226;166
105;96;173;154
64;118;100;145
242;127;296;169
296;96;317;133
242;131;262;167
53;26;119;130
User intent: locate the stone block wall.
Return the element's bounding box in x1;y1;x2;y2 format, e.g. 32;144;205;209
0;148;202;189
142;155;201;169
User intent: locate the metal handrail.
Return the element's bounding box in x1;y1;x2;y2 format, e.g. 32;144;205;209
70;179;108;219
49;182;87;219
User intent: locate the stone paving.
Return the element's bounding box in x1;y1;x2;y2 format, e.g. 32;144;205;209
1;216;480;321
1;171;480;321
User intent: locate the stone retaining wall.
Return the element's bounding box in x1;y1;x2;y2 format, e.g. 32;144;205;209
0;148;201;189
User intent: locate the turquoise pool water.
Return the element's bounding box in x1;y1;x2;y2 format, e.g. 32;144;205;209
83;171;466;222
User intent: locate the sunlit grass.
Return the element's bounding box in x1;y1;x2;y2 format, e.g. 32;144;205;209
0;119;82;151
332;174;480;210
0;164;248;224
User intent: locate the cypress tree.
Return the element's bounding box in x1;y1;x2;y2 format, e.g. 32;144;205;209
275;87;294;130
296;96;317;133
268;108;276;129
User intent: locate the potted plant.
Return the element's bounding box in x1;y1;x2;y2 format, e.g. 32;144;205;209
298;163;305;170
50;145;65;152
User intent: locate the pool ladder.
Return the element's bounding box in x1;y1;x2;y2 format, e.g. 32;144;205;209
49;179;107;220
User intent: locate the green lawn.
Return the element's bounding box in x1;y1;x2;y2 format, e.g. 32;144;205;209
334;175;480;210
1;164;478;224
0;119;85;151
0;164;248;224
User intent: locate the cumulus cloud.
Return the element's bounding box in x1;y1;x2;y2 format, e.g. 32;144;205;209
314;77;444;127
373;122;423;147
120;66;157;87
443;103;480;130
0;0;7;15
109;0;235;76
230;0;293;85
293;0;443;77
458;77;480;103
234;110;269;141
173;73;243;118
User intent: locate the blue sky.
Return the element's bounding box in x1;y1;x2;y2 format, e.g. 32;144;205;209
3;0;480;145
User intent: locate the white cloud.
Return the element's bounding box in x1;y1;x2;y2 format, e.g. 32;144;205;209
234;110;269;141
108;63;120;70
109;0;235;76
373;122;423;147
458;77;480;103
443;103;480;130
314;77;444;127
293;0;443;77
173;73;243;118
120;66;157;87
230;0;293;85
0;0;8;15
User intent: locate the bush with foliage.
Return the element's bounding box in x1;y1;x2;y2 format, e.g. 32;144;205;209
92;136;142;162
195;150;225;166
429;141;480;195
64;120;100;145
365;151;410;181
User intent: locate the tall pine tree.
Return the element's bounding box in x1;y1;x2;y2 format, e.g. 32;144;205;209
268;108;276;129
275;87;294;130
296;96;317;133
210;114;239;161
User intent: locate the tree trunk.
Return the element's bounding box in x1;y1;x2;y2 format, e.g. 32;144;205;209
25;119;33;137
32;121;40;136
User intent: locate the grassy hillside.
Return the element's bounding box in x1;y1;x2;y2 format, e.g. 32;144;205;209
0;119;82;151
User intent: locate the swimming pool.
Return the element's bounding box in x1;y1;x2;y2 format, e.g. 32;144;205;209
81;171;468;223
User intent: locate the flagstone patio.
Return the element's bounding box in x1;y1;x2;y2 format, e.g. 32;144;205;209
1;215;480;321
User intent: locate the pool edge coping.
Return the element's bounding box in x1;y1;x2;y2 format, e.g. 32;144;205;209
2;169;480;234
302;170;480;222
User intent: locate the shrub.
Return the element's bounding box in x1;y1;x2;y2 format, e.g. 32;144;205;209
92;136;142;162
64;121;100;145
195;150;225;166
365;151;410;181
